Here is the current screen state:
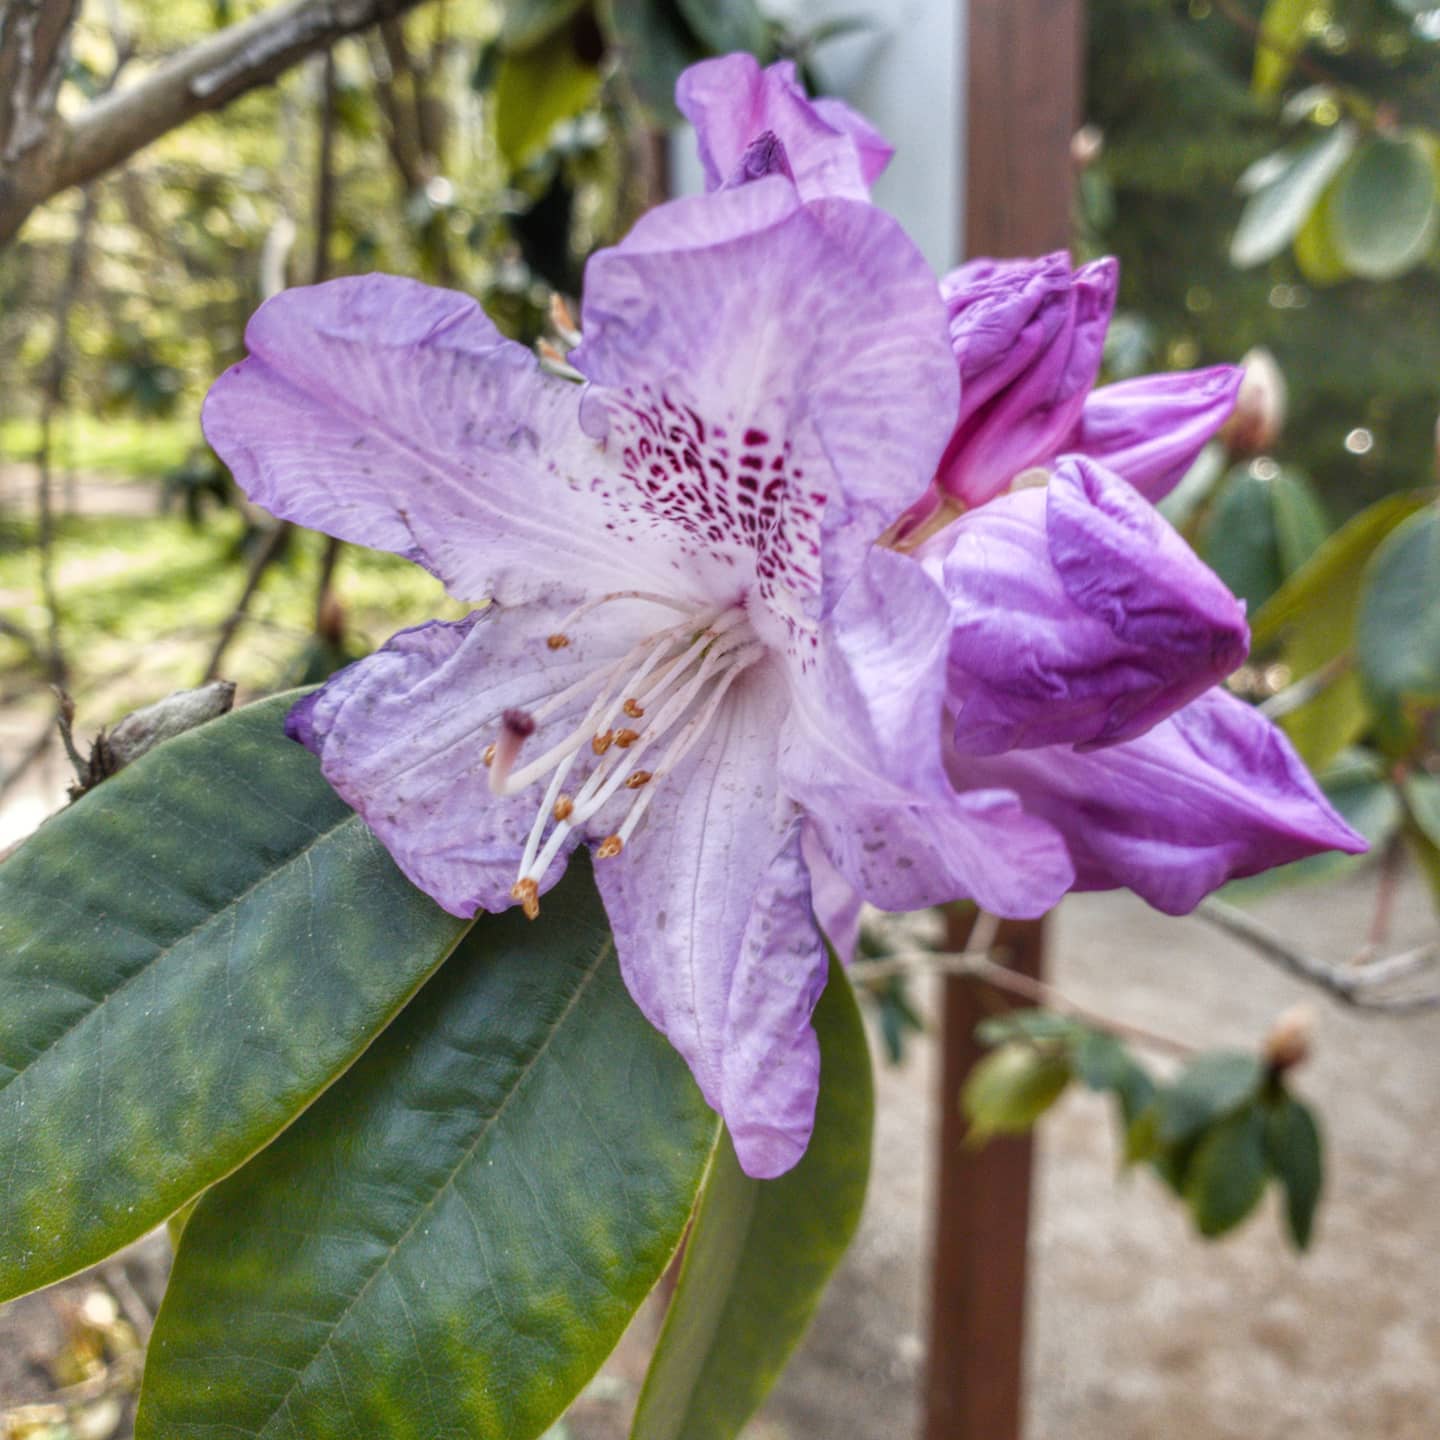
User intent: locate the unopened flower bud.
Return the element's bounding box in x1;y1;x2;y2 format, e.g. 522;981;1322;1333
1071;124;1104;170
1221;348;1287;457
1263;1003;1315;1072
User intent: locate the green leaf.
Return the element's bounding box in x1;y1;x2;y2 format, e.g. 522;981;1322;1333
1292;184;1350;284
1250;492;1431;771
1252;0;1319;98
1357;507;1440;750
137;862;716;1440
1124;1105;1162;1168
1403;770;1440;911
602;0;705;122
1156;441;1226;533
1200;465;1325;614
1270;469;1330;576
974;1008;1081;1047
1265;1094;1323;1249
962;1041;1071;1143
1155;1051;1264;1146
1403;770;1440;849
1230;124;1355;268
501;0;588;49
675;0;768;55
1330;132;1440;281
1074;1030;1156;1125
1201;465;1285;612
495;34;604;168
1405;818;1440;912
0;693;468;1305
1184;1105;1270;1238
629;952;873;1440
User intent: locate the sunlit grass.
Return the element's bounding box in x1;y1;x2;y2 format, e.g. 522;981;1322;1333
0;412;199;479
0;504;466;723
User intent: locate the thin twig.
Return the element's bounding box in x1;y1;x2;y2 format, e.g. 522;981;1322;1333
100;1258;154;1343
201;521;291;681
29;25;133;693
1208;0;1348;92
0;615;45;668
35;182;103;690
1361;833;1405;958
857;916;1196;1059
312;48;338;285
0;724;55;803
0;0;430;246
1196;898;1440;1014
1260;651;1352;720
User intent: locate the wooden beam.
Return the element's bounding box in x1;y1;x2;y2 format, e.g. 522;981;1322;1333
923;2;1084;1437
924;913;1050;1440
962;0;1084;260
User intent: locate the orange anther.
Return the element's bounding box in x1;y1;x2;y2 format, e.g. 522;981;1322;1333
510;878;540;921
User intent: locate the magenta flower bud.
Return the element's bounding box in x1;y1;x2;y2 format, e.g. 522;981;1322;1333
677;53;892;203
935;253;1117;507
1065;364;1244;501
937;456;1250;756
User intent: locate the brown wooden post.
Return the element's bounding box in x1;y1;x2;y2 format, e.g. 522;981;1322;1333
923;3;1085;1438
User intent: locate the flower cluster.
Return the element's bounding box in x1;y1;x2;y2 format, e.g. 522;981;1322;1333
203;53;1362;1179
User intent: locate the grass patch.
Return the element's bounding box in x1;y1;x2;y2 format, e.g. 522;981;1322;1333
0;508;464;718
0;412;200;480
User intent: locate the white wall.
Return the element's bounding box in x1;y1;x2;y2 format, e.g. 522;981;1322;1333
669;0;966;275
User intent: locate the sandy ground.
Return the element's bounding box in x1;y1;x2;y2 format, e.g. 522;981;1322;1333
762;864;1440;1440
2;747;1438;1437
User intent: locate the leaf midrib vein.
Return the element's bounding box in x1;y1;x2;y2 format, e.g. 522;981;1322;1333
0;806;358;1104
249;935;614;1439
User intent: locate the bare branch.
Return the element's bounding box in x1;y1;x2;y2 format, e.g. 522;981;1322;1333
0;0;81;167
856;915;1197;1058
1196;898;1440;1014
0;0;430;246
202;522;292;682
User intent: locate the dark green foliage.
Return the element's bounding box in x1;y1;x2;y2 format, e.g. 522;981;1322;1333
0;693;470;1303
138;863;717;1440
1087;0;1440;515
965;1012;1325;1250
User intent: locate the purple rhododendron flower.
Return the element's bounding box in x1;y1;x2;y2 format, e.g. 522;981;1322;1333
916;458;1366;919
205;55;1365;1175
672;57;1362;948
203;164;1081;1180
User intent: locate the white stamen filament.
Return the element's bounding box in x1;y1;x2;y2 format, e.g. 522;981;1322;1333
550;589;709;641
488;598;764;911
512;616;739;880
616;644;764;845
503;606;747;796
524;638;765;889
